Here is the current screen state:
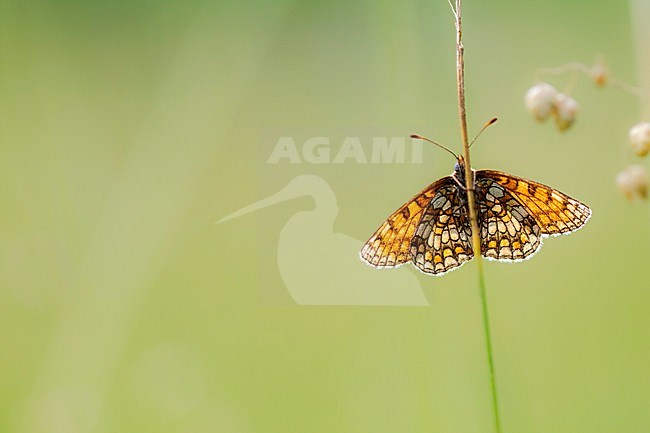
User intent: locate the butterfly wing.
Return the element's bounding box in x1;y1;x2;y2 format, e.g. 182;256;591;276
362;168;591;271
475;170;591;261
409;182;474;275
360;177;456;268
474;174;544;260
478;170;591;236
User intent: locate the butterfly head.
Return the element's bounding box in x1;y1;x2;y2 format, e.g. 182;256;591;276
453;156;466;181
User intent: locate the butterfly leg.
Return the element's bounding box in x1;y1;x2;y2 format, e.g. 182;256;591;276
452;175;466;190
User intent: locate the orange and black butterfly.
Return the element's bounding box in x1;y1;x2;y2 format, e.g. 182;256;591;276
360;130;591;276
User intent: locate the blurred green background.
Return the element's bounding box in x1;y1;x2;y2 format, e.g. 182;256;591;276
1;0;648;432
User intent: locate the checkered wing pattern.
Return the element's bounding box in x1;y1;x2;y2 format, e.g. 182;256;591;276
475;176;543;260
361;165;591;276
478;170;591;236
360;177;454;267
409;183;474;275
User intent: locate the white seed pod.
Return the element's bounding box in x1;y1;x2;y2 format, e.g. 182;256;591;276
629;122;650;157
616;165;648;200
591;58;608;87
552;93;579;131
525;82;558;122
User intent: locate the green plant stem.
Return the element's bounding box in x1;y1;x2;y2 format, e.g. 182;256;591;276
450;0;501;431
477;258;500;433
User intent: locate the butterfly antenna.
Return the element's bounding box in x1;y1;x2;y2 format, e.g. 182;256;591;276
469;117;498;148
410;134;458;159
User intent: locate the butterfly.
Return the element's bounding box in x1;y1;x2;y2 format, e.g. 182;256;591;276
360;151;591;276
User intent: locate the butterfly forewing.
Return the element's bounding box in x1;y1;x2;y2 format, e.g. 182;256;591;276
478;170;591;236
360;177;453;267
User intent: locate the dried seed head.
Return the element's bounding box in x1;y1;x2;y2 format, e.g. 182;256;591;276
552;93;579;131
629;122;650;157
616;165;648;200
525;82;558;121
590;57;609;87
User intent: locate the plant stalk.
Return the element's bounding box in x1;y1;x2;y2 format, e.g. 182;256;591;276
450;1;501;431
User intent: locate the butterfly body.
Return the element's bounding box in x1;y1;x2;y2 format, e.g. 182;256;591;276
360;159;591;276
450;156;471;190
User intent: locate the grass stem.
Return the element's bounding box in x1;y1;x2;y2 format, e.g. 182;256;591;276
450;1;501;431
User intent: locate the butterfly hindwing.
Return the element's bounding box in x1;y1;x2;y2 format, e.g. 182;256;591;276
475;175;543;261
409;182;474;275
